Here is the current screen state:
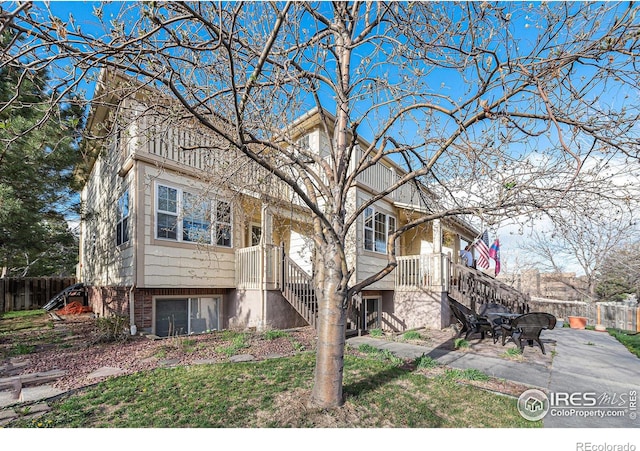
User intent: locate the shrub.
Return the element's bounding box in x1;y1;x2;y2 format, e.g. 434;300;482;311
368;328;383;337
93;315;129;343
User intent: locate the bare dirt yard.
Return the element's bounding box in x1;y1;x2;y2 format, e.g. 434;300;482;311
1;313;317;392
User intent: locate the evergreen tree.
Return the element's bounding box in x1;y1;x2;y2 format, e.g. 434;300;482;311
0;33;84;277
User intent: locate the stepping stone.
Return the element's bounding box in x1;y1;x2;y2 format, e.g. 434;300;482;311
23;402;51;414
229;354;255;363
87;366;125;379
19;385;64;403
0;409;18;426
0;391;18;408
0;369;67;390
263;353;285;359
0;358;31;376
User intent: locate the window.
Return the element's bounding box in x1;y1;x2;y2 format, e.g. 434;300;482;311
116;190;130;245
363;207;395;254
157;185;178;239
250;224;262;246
215;201;232;247
155;297;221;337
183;192;211;243
297;135;310;150
155;183;232;247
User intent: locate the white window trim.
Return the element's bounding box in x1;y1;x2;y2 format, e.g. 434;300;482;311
154;182;233;248
363;206;396;254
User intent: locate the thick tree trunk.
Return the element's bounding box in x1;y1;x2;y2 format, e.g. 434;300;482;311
309;242;347;408
309;10;352;409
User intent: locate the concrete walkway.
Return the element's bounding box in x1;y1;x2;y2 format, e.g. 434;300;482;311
347;327;640;428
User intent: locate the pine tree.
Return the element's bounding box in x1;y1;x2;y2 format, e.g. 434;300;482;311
0;32;84;277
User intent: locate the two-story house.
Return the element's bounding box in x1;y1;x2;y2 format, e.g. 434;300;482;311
77;68;482;337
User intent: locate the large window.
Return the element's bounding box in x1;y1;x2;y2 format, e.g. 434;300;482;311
363;207;395;254
156;183;232;247
155;297;221;337
116;190;130;246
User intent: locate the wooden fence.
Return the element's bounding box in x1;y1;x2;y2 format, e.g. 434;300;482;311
528;297;640;332
0;277;77;312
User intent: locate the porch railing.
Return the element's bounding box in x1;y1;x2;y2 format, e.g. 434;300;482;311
448;262;530;314
394;253;450;290
235;244;282;290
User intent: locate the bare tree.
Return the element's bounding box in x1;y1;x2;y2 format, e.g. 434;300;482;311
2;1;640;408
519;207;639;299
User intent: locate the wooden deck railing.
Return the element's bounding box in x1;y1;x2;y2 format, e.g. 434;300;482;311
448;262;530;314
235;245;317;327
235;244;282;290
395;255;431;288
394;253;450;290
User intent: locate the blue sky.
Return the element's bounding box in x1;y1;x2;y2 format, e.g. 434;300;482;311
34;1;638;276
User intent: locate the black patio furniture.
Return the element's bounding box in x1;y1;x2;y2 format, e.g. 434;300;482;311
478;302;515;343
487;312;522;344
448;298;494;340
499;312;557;354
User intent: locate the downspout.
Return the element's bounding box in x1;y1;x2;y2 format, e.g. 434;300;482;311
129;158;138;336
129;284;136;335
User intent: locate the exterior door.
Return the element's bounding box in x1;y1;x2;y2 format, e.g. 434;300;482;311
363;296;381;330
156;297;221;336
156;299;188;337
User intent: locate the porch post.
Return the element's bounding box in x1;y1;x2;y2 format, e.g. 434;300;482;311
260;203;272;330
261;203;272;245
432;219;443;288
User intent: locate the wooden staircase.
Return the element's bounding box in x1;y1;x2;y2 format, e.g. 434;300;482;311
280;256;318;328
448;262;530;314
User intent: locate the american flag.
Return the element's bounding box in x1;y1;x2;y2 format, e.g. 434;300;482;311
474;230;490;269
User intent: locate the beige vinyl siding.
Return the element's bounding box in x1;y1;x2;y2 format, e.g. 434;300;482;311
141;164;237;288
143;249;235;287
354;189;395;290
80;140;135;286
